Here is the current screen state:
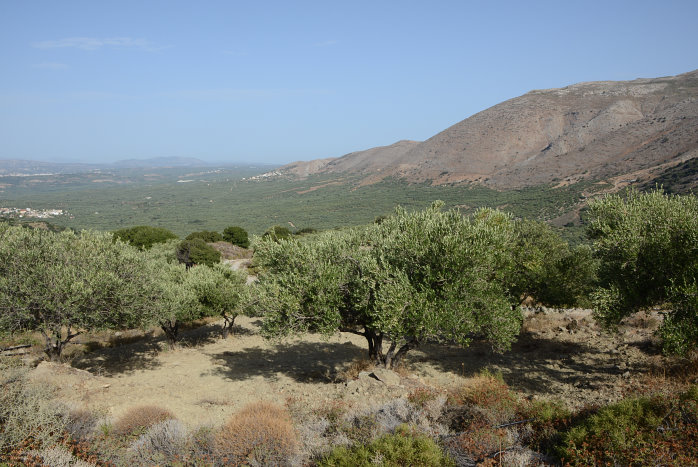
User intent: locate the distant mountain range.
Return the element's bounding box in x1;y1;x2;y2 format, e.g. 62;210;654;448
279;70;698;190
0;157;235;175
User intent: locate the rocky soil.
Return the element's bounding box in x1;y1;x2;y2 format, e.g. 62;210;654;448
25;307;688;429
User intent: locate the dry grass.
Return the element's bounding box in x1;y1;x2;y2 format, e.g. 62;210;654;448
215;401;298;466
112;405;175;436
336;357;374;381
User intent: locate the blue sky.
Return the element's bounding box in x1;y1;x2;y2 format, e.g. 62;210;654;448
1;1;696;164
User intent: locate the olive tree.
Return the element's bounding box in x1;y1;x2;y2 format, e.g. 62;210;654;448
0;226;159;360
588;189;698;355
510;219;597;308
188;264;248;337
112;225;178;250
147;260;202;346
253;202;523;368
186;230;224;243
176;238;221;268
223;226;250;248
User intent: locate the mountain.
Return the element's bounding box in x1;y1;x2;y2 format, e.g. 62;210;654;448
278;70;698;188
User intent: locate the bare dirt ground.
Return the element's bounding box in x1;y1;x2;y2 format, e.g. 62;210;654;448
27;309;685;428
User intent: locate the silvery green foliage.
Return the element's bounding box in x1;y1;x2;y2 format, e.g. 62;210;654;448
253;202;523;368
187;263;248;336
128;419;190;466
588;189;698;355
144;257;248;344
510;219;597;308
33;446;96;467
0;226;160;360
0;360;68;450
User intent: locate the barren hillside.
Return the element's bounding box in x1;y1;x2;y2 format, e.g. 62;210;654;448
278;70;698;188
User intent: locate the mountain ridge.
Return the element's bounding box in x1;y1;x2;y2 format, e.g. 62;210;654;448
276;70;698;189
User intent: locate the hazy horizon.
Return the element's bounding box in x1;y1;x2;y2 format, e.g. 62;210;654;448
1;0;697;165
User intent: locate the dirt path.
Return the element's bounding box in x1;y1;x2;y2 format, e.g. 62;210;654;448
30;310;672;428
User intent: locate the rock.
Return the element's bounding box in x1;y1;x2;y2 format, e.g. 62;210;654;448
370;368;401;386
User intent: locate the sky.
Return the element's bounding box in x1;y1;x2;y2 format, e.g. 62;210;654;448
1;1;697;165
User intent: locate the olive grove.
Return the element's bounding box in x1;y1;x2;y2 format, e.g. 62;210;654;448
252;202;524;368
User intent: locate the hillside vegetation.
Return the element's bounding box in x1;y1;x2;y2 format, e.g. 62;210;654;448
1;189;696;465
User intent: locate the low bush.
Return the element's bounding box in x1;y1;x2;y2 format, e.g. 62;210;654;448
185;230;224;243
0;360;68;452
222;226;250;248
65;407;102;441
31;445;94;467
128;419;190;466
443;420;510;465
558;386;698;465
215;401;298;466
112;406;175;437
320;424;454;466
449;372;520;427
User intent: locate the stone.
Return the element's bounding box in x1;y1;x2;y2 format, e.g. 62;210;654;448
370;368;401;386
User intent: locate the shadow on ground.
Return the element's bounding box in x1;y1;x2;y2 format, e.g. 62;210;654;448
73;322;225;376
406;330;653;398
208;340;366;383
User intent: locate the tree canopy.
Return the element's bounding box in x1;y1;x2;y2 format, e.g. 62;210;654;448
186;230;224;243
588;189;698;355
0;226;159;360
112;225;178;250
510;219;597;308
253;202;523;368
176;238;222;268
223;226;250;248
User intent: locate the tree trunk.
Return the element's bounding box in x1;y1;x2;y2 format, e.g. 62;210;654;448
41;327;81;362
381;339;415;369
221;313;236;338
365;330;384;365
161;321;179;347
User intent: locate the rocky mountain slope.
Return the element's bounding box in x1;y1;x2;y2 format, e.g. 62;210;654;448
279;70;698;188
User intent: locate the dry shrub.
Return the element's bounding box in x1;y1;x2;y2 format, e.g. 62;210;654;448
65;407;102;441
128;419;190;466
450;373;520;426
622;311;661;331
444;421;511;465
112;405;175;436
0;359;68;451
215;401;298;466
337;358;374;381
32;445;96;467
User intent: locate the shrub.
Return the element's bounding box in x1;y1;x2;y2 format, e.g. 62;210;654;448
407;387;440;409
450;373;520;426
587;189;698;355
215;401;298;466
320;424;454;466
443;420;509;465
262;225;292;242
128;419;190;466
31;445;95;467
176;238;221;268
0;360;68;451
112;225;178;250
294;227;318;236
185;230;224;243
558;387;698;465
222;226;250;248
65;407;102;441
112;406;175;436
